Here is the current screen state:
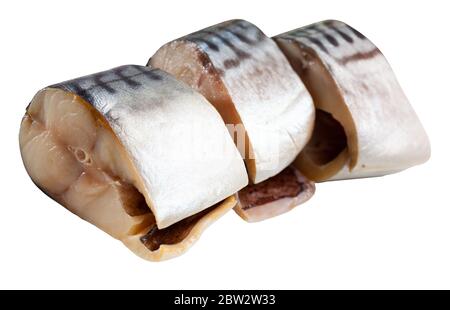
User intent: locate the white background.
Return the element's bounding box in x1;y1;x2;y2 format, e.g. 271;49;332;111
1;0;448;289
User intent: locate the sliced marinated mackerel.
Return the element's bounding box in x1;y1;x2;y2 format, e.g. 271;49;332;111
275;20;430;181
19;65;248;261
150;19;315;221
149;19;315;184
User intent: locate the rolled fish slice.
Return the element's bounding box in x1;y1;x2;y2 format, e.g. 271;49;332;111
19;65;248;261
149;19;315;222
274;20;430;181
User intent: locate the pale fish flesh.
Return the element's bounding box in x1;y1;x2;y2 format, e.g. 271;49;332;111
19;65;248;261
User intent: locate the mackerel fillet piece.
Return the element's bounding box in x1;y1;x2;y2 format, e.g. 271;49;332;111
19;65;248;261
149;19;315;221
275;20;430;181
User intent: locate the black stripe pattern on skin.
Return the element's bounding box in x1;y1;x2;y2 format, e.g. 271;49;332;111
113;66;141;89
196;30;251;59
305;24;339;47
189;37;220;51
281;20;377;65
51;65;162;104
184;20;267;72
64;81;95;104
291;29;330;53
337;48;380;65
323;20;354;43
345;24;366;40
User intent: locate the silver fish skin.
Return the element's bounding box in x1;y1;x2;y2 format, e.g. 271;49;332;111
49;65;248;228
275;20;430;181
150;20;315;184
20;65;248;261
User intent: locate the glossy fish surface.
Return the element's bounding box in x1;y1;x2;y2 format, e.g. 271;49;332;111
150;20;315;184
275;20;430;181
19;65;248;260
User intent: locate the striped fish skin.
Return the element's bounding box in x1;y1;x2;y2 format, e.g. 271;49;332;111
19;65;248;261
275;20;430;181
149;19;315;184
